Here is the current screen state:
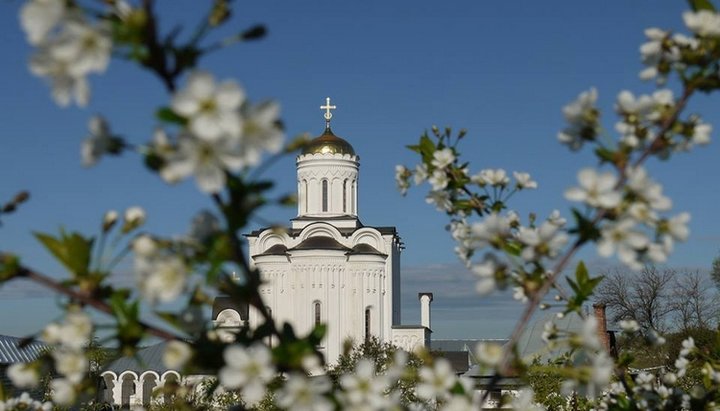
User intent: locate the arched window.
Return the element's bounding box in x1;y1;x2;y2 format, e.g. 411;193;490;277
322;180;328;212
343;180;347;213
365;307;371;341
314;301;321;326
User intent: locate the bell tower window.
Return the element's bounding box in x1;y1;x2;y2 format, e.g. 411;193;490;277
343;180;347;213
322;180;328;212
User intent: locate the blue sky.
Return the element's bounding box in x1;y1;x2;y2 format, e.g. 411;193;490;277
1;1;718;340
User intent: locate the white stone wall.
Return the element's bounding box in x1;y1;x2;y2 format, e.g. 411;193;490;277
247;222;398;364
391;327;427;353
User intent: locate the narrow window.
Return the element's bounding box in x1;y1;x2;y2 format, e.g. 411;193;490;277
343;180;347;213
322;180;328;212
266;306;273;347
302;180;308;213
365;308;371;341
314;301;321;326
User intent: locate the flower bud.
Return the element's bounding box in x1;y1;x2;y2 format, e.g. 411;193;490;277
122;206;146;233
102;210;118;232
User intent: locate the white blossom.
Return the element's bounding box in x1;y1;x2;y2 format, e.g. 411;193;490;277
558;88;599;151
429;169;449;190
414;163;429;185
52;349;88;383
81;116;117;167
512;286;528;303
41;310;92;350
626;167;671;211
475;342;503;367
511;389;545;411
163;340;192;370
472;168;509;187
680;337;695;357
516;221;568;262
683;10;720;37
619;319;640;333
431;148;455;169
160;132;246;193
597;219;648;269
548;210;567;227
50;20;111;77
29;47;90;107
237;100;284;166
675;357;689;377
20;0;66;45
123;206;146;230
339;359;390;408
50;378;76;406
691;122;712;145
132;235;158;257
513;171;537;189
395;165;410;195
665;212;690;242
7;363;39;388
425;190;452;212
416;359;456;401
469;213;510;249
220;343;275;406
471;254;504;295
171;71;244;141
0;392;53;410
276;373;333;411
565;168;621;209
136;255;187;304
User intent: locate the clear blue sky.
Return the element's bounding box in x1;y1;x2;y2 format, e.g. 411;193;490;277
0;1;718;339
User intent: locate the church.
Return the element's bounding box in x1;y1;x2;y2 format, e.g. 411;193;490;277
100;98;443;407
240;98;432;364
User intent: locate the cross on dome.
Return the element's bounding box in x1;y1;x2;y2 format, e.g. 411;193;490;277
320;97;336;128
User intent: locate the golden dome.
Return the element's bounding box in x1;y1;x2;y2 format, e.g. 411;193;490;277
302;127;355;156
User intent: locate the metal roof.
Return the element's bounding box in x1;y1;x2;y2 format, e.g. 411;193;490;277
105;342;171;374
0;335;48;364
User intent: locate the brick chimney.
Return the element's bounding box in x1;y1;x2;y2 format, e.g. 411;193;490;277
593;303;610;352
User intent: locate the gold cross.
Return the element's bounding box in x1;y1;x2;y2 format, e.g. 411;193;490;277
320;97;336;127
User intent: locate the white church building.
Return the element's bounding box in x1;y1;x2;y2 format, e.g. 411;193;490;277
243;98;431;364
99;99;439;407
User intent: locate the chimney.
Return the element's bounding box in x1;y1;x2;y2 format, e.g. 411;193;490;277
419;293;433;330
593;303;610;352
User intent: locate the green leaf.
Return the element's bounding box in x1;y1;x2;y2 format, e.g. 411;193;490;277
687;0;716;11
565;261;604;313
155;107;187;125
34;231;93;277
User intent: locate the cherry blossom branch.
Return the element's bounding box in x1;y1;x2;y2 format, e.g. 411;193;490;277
2;255;181;341
498;82;697;374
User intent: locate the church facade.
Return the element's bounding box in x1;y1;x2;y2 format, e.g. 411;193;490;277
242;98;430;364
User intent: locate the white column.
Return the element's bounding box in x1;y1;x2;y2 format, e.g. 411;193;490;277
419;293;433;330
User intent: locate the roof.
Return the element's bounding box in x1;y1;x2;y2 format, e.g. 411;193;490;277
253;244;288;257
433;351;470;374
288;236;351;252
104;343;171;375
432;339;508;353
246;222;397;238
347;243;387;257
0;335;47;364
301;127;355;156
